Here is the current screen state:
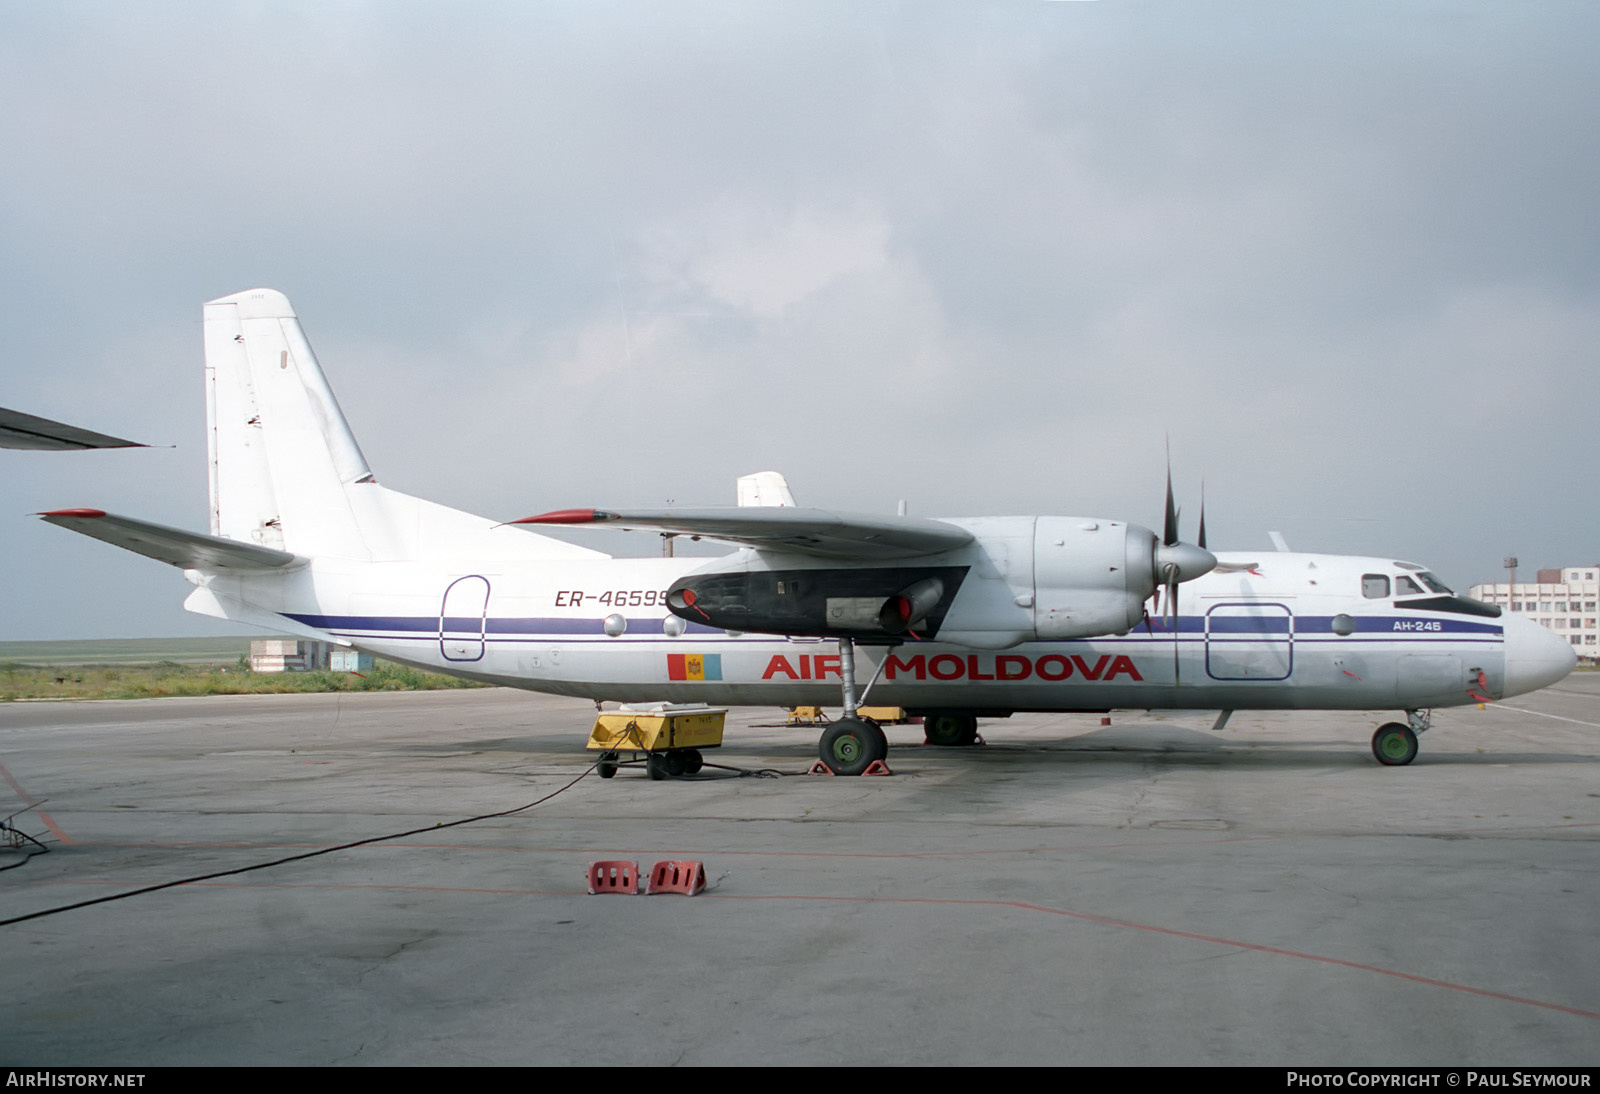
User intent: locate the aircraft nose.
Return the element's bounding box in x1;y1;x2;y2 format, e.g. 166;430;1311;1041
1501;613;1577;697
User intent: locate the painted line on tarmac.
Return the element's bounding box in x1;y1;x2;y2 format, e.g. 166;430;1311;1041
29;877;1600;1023
0;762;71;844
709;891;1600;1023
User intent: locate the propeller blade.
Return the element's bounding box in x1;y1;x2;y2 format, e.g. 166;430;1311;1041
1151;445;1217;629
1163;461;1178;547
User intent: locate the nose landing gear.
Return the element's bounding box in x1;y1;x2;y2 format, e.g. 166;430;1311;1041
1371;709;1430;766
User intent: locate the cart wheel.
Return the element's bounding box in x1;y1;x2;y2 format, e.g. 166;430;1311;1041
646;752;669;780
663;751;687;777
680;749;704;775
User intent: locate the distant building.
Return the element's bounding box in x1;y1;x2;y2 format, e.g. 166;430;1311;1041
1469;565;1599;659
329;649;374;673
249;639;330;673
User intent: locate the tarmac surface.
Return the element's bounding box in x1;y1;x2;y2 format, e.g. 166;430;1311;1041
2;679;1598;1066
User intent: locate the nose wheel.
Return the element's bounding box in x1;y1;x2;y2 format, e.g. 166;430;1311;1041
1371;722;1418;766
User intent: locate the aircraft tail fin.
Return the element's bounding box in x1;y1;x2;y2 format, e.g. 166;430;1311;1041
736;471;797;508
202;289;603;563
204;289;373;557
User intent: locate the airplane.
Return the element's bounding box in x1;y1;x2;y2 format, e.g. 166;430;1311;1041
38;288;1577;774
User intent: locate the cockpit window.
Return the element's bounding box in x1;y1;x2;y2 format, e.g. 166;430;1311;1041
1417;572;1453;594
1395;575;1425;596
1362;574;1390;599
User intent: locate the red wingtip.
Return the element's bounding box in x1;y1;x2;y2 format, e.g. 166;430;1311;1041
510;508;608;525
37;508;107;518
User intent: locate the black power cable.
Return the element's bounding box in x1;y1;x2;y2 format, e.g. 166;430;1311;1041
0;762;599;928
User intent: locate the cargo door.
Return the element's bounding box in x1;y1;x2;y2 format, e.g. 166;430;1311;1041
1205;602;1293;681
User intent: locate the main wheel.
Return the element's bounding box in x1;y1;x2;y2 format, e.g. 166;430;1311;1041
1372;722;1418;766
924;711;978;747
680;749;704;775
819;717;888;776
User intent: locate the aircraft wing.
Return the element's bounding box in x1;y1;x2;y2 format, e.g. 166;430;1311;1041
0;406;146;450
511;507;974;560
37;509;304;571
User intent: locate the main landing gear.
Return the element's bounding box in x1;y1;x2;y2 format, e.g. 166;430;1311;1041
1371;710;1430;766
819;718;888;776
815;637;889;776
923;711;979;747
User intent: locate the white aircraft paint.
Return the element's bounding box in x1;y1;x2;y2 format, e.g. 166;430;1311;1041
40;289;1577;771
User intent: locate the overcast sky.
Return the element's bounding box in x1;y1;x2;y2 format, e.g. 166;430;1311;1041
3;2;1596;640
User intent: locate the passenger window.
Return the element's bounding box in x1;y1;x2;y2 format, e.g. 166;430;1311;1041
1395;575;1425;596
1362;574;1390;599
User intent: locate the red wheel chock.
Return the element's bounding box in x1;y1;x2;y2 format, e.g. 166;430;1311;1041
587;860;641;895
807;760;894;776
647;860;707;896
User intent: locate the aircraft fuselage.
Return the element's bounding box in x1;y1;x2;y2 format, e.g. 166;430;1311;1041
200;546;1571;716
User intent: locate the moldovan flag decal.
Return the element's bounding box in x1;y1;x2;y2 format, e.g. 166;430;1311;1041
667;653;722;681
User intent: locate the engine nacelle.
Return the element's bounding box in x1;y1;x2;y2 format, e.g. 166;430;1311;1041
664;515;1201;647
1030;517;1159;640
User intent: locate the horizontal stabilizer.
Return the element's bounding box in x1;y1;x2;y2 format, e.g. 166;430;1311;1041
37;509;304;571
511;506;974;560
0;406;145;450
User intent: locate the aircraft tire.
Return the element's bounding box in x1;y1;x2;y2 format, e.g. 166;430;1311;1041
819;717;888;776
924;712;978;747
647;752;670;780
1372;722;1418;766
680;749;704;775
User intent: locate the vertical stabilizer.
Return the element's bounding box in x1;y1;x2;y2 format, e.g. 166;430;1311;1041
205;289;373;558
202;288;606;565
736;471;797;508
